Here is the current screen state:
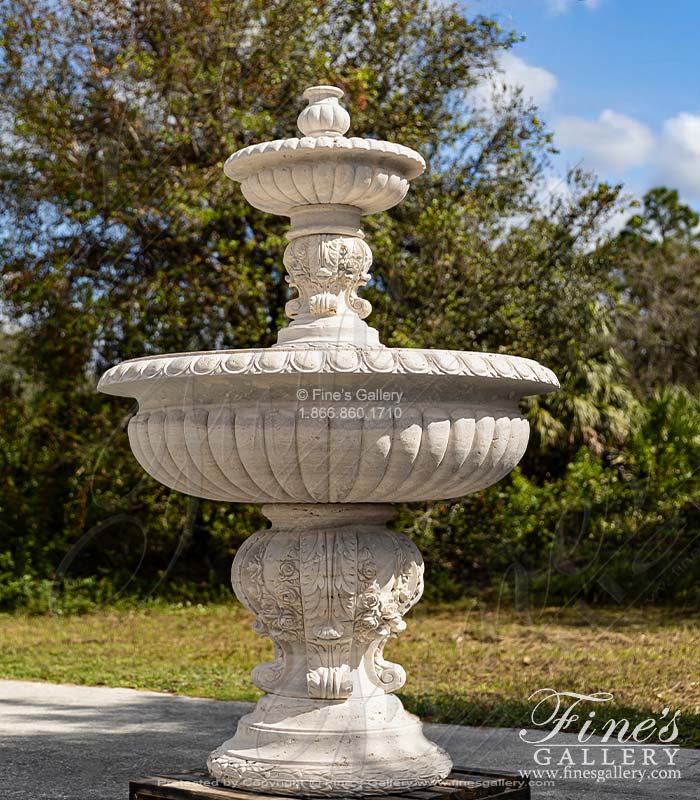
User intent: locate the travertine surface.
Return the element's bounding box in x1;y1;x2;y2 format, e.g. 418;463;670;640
98;85;558;795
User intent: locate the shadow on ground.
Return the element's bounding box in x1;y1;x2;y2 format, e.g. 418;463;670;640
0;688;248;800
1;681;699;800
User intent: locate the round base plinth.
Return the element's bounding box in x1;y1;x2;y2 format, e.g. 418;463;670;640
207;693;452;796
274;312;381;348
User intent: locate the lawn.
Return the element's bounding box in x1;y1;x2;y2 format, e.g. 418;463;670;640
1;601;699;747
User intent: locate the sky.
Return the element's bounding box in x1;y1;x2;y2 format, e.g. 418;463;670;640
470;0;700;210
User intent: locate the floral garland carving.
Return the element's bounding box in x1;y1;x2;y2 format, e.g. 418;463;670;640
354;532;423;692
208;757;449;797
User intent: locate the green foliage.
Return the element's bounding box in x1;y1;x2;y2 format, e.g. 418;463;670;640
621;187;699;245
613;188;700;392
0;2;698;610
404;387;700;605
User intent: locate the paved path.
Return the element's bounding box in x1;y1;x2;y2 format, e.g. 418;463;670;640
0;681;697;799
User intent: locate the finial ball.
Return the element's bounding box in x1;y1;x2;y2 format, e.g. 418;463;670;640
297;85;350;138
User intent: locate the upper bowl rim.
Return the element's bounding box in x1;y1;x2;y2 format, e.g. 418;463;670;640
224;136;426;182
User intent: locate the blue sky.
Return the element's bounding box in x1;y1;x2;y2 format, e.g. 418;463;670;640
471;0;700;208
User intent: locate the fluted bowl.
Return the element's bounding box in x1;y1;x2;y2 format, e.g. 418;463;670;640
98;347;558;504
224;137;425;217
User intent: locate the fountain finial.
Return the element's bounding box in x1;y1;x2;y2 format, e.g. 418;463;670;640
297;85;350;138
224;84;425;347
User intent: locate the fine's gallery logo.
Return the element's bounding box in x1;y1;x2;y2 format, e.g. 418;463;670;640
519;689;682;786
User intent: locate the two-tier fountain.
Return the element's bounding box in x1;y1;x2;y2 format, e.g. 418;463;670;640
99;85;558;797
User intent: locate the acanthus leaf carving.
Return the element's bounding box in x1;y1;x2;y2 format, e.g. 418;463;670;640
306;665;353;699
283;235;372;321
230;507;425;703
300;528;357;700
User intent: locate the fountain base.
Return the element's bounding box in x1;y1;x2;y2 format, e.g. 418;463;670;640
130;766;530;800
208;693;451;795
206;503;451;796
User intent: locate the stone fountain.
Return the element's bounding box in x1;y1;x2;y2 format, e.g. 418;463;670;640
98;85;558;797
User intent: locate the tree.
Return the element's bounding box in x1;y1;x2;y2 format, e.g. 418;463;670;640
0;0;564;601
614;187;700;392
621;186;699;245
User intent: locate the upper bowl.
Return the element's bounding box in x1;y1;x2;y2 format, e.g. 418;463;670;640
225;142;424;217
223;85;424;220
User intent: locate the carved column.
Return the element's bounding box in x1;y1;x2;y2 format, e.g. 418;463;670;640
283;235;372;322
208;504;452;795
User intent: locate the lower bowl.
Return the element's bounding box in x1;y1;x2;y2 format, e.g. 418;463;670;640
98;346;558;503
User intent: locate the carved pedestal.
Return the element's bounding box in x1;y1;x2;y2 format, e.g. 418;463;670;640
207;504;452;796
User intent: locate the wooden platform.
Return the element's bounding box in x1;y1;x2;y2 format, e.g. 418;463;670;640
129;767;530;800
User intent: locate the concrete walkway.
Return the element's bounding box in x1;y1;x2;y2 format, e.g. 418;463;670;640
0;681;697;799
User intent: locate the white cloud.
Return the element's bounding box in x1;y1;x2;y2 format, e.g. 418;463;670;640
472;53;557;111
547;0;601;13
555;110;654;170
538;174;572;209
656;113;700;197
500;53;558;107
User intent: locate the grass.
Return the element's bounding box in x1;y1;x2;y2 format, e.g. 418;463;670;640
1;601;699;747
